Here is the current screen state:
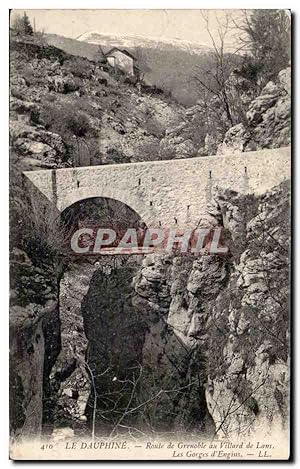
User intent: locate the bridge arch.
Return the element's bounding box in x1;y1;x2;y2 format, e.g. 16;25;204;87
57;186;156;228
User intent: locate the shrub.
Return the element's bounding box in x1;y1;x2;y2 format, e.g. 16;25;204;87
140;83;164;95
65;112;91;137
22;66;34;86
63;76;82;94
98;78;108;86
133;140;160;162
44;94;57;103
10;88;24;100
123;76;137;86
38;104;95;139
63;57;94;79
35;103;98;166
105;148;131;164
143;118;166;138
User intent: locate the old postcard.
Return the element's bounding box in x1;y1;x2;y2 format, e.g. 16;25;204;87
9;9;291;460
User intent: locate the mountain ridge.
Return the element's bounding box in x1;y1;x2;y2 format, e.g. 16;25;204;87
76;30;212;54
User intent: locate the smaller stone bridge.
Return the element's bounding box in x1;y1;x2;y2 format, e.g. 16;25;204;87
24;147;291;229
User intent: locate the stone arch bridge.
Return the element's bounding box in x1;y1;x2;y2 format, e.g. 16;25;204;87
24;147;290;229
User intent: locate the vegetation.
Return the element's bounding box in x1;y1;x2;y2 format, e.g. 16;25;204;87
237;10;291;84
63;57;94;79
11;11;33;36
192;10;291;142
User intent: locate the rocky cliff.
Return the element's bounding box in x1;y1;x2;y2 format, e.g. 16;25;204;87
132;180;290;438
217;67;291;156
9;247;61;439
47;180;289;439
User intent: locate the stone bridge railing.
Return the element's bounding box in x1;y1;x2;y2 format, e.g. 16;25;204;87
24;146;291;228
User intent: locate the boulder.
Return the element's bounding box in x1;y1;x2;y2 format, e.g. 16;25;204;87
15;139;54;157
10;96;39;115
63;76;82;93
278;67;291;95
10;120;67;166
160;121;197;159
217;123;252;155
47;75;65;93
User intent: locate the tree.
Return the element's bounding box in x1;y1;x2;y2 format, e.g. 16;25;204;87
237;10;291;83
11;12;33;36
192;10;291;144
196;12;238;126
133;47;151;81
192;12;244;141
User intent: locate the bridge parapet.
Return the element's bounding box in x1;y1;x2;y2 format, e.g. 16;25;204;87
24;147;291;228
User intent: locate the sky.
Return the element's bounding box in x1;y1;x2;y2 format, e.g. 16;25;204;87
10;9;244;48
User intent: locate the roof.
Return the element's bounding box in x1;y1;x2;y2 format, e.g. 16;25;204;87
104;47;136;60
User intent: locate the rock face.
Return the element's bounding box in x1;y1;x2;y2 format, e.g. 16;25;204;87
9;248;60;439
133;254;216;434
204;182;290;438
217;67;291;155
132;180;290;439
47;263;97;432
159;123;198;159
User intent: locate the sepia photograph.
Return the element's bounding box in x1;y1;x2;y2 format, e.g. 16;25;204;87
8;8;291;460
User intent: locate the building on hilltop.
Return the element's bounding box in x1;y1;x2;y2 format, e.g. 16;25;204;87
104;47;138;77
